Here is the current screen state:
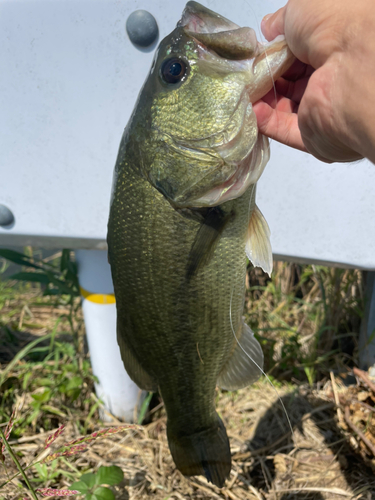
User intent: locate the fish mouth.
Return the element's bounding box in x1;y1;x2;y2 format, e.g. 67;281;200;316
179;1;259;60
178;1;240;34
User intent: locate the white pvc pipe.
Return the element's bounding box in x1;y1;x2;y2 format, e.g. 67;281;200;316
75;249;145;422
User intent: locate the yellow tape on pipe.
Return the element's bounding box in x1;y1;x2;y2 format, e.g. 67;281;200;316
80;286;116;304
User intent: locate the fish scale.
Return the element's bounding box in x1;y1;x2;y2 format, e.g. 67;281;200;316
152;72;245;139
109;143;252;480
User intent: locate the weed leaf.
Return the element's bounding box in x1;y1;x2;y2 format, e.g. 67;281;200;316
80;473;96;488
0;333;53;386
138;392;153;424
8;271;50;284
92;486;115;500
69;480;91;494
0;249;42;269
96;465;124;486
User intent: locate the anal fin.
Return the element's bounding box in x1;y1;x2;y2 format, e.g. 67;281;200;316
217;321;263;390
117;327;158;392
246;204;273;276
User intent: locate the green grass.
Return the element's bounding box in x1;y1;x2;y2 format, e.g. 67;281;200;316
0;249;97;438
246;262;363;384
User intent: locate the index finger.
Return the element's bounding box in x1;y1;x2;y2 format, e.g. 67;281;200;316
261;7;286;41
253;100;308;153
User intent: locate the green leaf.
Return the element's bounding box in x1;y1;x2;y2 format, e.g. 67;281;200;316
0;249;42;269
33;463;48;481
96;466;124;486
60;249;72;273
0;332;53;386
66;376;83;391
43;288;65;296
40;404;66;417
138;392;153;424
58;382;68;394
63;374;83;400
31;388;51;403
69;480;90;494
26;408;41;424
66;388;81;402
92;486;115;500
80;473;96;488
34;377;54;387
45;270;77;295
61;250;79;286
8;271;50;283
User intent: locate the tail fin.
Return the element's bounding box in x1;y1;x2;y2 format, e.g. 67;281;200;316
167;415;231;488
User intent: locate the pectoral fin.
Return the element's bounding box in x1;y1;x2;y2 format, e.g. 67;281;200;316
117;327;158;392
217;321;263;390
246;204;273;276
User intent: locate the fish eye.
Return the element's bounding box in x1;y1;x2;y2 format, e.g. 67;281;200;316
160;57;188;84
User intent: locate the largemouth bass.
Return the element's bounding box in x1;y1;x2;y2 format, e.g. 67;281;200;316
108;1;294;487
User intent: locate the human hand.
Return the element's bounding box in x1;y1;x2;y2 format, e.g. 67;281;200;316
253;0;375;163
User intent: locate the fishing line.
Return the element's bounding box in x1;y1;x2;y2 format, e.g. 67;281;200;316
229;288;295;441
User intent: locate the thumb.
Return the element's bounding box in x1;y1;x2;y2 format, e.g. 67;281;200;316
261;7;286;41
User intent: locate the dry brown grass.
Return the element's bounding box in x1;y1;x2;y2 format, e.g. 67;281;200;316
2;381;375;499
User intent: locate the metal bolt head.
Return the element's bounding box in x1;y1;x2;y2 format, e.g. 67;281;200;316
126;10;159;47
0;205;14;227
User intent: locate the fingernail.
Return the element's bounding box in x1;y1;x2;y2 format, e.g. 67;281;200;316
262;13;273;23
